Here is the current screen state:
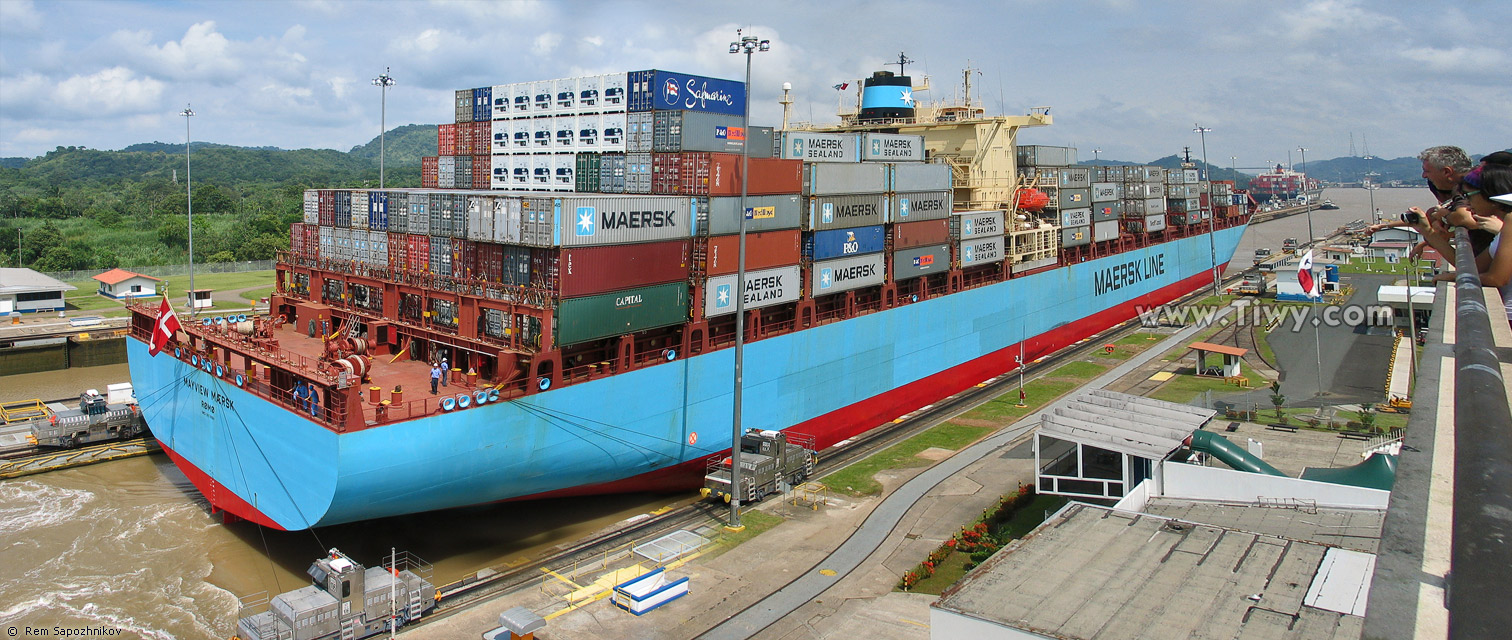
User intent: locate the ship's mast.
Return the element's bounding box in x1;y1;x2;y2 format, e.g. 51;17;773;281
888;52;913;76
779;82;793;131
962;61;980;110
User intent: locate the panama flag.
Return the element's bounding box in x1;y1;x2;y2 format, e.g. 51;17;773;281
1296;249;1319;298
149;295;182;356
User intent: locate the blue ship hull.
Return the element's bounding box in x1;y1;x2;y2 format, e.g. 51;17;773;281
129;225;1246;530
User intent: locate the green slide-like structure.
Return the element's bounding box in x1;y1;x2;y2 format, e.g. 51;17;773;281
1185;429;1287;477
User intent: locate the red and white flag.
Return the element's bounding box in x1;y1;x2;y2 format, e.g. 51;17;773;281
149;295;182;356
1296;249;1318;298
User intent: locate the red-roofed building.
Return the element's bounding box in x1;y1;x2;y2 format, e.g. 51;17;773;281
92;268;161;299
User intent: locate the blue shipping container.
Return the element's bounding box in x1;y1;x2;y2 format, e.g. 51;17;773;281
627;70;746;116
472;87;491;122
367;192;389;231
808;225;886;261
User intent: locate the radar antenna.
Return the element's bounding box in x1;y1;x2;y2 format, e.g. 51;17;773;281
888;52;913;76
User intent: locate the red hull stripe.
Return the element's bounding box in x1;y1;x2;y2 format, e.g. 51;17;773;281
519;264;1228;501
160;441;288;530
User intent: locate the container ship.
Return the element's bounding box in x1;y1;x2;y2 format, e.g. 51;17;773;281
127;63;1249;530
1246;163;1324;204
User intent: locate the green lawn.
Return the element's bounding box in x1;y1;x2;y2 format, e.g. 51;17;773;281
1149;360;1268;404
1335;259;1436;276
908;547;973;594
957;379;1081;424
822;422;995;497
701;510;784;560
1049;361;1109;378
1106;333;1165;360
239;285;276;302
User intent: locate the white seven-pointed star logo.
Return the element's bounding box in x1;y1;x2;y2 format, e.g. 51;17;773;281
964;247;974;262
576;207;595;236
716;284;731;307
820;268;833;289
900;90;913;106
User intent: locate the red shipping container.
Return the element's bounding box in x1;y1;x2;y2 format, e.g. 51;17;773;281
893;219;951;250
454;122;472;156
472;122;490;154
407;235;430;273
556;239;691;298
678;153;801;196
451;238;477;278
477;242;504;282
651;153;682;194
472;155;491;189
388;233;408;272
422;156;438;189
289;224;306;258
704;229;801;276
531;247;560;290
317;191;336;227
438;124;457;156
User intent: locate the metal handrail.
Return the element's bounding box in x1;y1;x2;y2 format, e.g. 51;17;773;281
1448;227;1512;638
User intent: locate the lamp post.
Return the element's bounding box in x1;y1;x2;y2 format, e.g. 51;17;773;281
1194;126;1219;297
1092;148;1101;165
1229;156;1236;181
724;29;769;531
1298;146;1312;246
181;105;196;314
1363;155;1379;223
372;68;395;189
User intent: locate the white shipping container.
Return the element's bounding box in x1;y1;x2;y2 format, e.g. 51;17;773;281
780;132;859;163
350;192;370;230
492;120;511;153
601;112;627;150
492;195;523;244
811;253;886;296
577;75;602;110
860;133;925;162
466;197;490;241
551;155;576;190
492;155;512;189
704;265;802;318
1093;219;1120;242
1183;169;1200;183
601;73;628;111
531;80;554;115
532;119;553;150
1144;213;1167;232
491;84;511;120
554;115;577;151
531;157;552;187
958;235;1006;267
303;191;319;224
554;77;579;115
575;113;601;150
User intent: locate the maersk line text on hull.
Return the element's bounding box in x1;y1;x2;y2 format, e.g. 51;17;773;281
1094;254;1167;296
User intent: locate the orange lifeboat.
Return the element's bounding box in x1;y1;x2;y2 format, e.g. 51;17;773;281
1017;188;1050;212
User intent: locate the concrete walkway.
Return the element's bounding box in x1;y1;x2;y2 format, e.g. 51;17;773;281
696;304;1241;639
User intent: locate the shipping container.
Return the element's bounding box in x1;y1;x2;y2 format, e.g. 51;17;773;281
429;238;451;276
1183;169;1200;183
1057;187;1091;209
576;153;603;192
627;111;654;153
555;281;688;346
576;75;601;111
1060;207;1091;228
472;86;491;122
811;253;886;296
290;223;319;260
1093;219;1120;242
574;114;600;150
806;193;888;231
1090;182;1119;202
350;191;370;230
602;73;628;110
553;115;576;151
551;154;576;190
333;190;352;228
409;196;430;236
491;84;512;119
891;162;951;192
949;210;1005;240
1016;145;1075;167
490;121;510;154
302;191;319;224
1056;167;1092;189
367;192;389;231
599;153;626;193
601;112;627;151
452;238;477;278
388;192;409;233
488;195;522;244
1144;213;1167;232
656;152;802;197
803;162;888;196
652;110;746;154
625;152;652;194
893;218;950;250
545;195;695;247
699;194;802;236
860;133;925;162
779;132;859;163
388;233;408;272
703;264;801;318
553;77;578;114
407;234;430;273
892;190;953;222
1091;201;1122;221
317;190;336;227
627;70;745;116
530;80;553;115
455;89;472;123
556;239;690;297
958;235;1005;267
705;229;802;276
892;244;949;281
1061;225;1091;247
465;195;494;242
438;125;458;157
530;157;552;188
808;225;885;261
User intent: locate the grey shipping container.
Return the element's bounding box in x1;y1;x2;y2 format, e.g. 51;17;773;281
949;210;1005;240
1060;207;1091;227
806;193;888;231
627;112;655;153
892;244;949;281
409;197;430;235
1061;225;1091;247
625;152;652;194
892;190;953;222
1091;182;1119;202
803;162;888;196
703;264;801;318
779;132;859;163
811;253;886;297
1056;167;1092;188
700;194;801;236
1057;187;1091;209
1095;166;1125;182
860;133;925;162
1016;145;1075;167
890;163;951;192
388;192;409;233
549;195;695;247
1093;219;1120;242
958;235;1005;267
1091;201;1123;221
555;281;688;346
652;110;746;154
599;153;627;193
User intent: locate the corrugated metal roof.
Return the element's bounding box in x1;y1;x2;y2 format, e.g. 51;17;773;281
0;268;77;295
1036;390;1214;460
1188;341;1249;357
92;268;160;285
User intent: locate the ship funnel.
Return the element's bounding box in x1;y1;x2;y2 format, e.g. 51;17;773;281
859;71;915;122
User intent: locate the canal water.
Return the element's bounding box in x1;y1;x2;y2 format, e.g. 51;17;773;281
0;187;1442;639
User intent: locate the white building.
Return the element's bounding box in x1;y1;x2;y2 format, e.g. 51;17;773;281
92;268;161;299
0;268;75;313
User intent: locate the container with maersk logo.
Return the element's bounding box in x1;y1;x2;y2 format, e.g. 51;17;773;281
811;253;886;296
552;195;695;247
892;190;952;222
555;282;688;347
949;210;1005;241
703;265;801;318
958;235;1005;267
780;132;859;163
806;194;888;231
860;133;924;162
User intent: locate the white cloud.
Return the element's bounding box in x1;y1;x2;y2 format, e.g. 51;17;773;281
1398;46;1507;73
53;67;166;115
109;22;241;83
0;0;42;35
532;33;563;56
329;76;353;99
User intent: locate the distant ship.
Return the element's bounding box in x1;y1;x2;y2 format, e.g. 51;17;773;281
1248;164;1324;204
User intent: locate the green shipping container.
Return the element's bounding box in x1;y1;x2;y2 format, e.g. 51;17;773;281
555;281;688;346
575;153;602;193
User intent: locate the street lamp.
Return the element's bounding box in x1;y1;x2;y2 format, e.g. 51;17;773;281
1363;155;1379;223
1298;146;1312;246
1194;125;1219;297
1229;156;1236;181
1092;148;1101;165
372;68;396;189
181;104;196;314
724;29;769;531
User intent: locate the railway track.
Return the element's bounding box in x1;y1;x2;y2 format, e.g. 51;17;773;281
404;266;1262;629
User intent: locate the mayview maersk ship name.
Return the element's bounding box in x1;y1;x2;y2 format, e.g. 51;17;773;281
126;61;1250;531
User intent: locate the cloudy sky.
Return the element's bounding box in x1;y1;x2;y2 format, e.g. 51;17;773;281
2;0;1507;166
